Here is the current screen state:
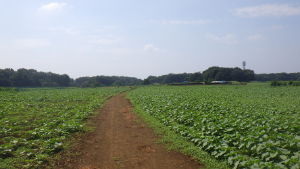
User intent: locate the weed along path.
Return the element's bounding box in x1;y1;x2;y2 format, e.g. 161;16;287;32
56;92;203;169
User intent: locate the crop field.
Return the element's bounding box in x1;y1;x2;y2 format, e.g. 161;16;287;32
129;84;300;168
0;87;129;168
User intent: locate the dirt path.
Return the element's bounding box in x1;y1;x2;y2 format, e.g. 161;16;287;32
56;92;203;169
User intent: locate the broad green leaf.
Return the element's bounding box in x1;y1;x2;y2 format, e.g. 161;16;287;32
233;160;240;169
211;151;218;156
262;134;268;139
239;143;245;149
274;163;286;169
261;152;269;159
215;150;226;158
251;145;257;151
250;163;261;169
278;148;291;155
228;157;233;165
256;144;265;152
246;141;254;148
291;164;299;169
280;155;287;160
270;151;279;158
226;128;234;132
205;144;214;150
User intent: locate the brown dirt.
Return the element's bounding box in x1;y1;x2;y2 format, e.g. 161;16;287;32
55;92;204;169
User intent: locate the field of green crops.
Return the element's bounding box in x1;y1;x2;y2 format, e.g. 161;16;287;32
0;87;129;168
129;84;300;169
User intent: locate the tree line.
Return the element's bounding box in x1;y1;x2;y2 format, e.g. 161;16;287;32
73;75;142;87
0;68;142;88
255;72;300;81
147;73;191;84
202;67;255;82
0;68;70;87
145;67;255;84
1;67;299;87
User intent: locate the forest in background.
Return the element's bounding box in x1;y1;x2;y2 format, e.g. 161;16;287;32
0;68;70;87
147;67;255;84
0;68;142;88
73;76;142;87
0;67;299;87
255;72;300;81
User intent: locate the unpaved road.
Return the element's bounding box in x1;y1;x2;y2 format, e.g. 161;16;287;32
56;92;203;169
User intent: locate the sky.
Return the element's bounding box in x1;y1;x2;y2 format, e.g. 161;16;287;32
0;0;300;79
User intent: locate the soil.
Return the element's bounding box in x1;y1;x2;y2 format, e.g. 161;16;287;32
55;92;204;169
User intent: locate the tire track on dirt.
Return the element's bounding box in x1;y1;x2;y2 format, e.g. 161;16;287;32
56;92;204;169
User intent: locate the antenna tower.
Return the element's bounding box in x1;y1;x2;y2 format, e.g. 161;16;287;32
243;61;246;70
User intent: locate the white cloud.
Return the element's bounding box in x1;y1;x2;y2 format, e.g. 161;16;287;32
94;26;116;32
206;34;238;44
90;38;124;44
234;4;300;17
270;25;284;30
247;35;265;41
61;28;79;35
165;20;213;24
150;20;158;23
14;39;50;48
0;43;4;50
48;27;80;35
38;2;67;12
112;57;120;61
144;44;164;52
104;26;116;30
97;48;135;55
77;46;93;52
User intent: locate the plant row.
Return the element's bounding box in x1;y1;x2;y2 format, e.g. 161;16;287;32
129;84;300;169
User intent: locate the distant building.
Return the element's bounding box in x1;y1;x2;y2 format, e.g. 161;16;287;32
211;81;231;84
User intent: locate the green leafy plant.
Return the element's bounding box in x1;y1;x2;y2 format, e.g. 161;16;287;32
0;87;130;168
129;84;300;168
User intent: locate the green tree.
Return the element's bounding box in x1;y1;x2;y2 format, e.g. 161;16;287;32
114;80;123;88
93;82;102;87
271;79;278;86
80;81;90;88
184;77;190;81
189;72;203;82
204;78;213;85
142;79;150;85
51;82;59;87
0;69;11;87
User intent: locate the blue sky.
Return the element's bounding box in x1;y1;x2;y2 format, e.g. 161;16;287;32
0;0;300;79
